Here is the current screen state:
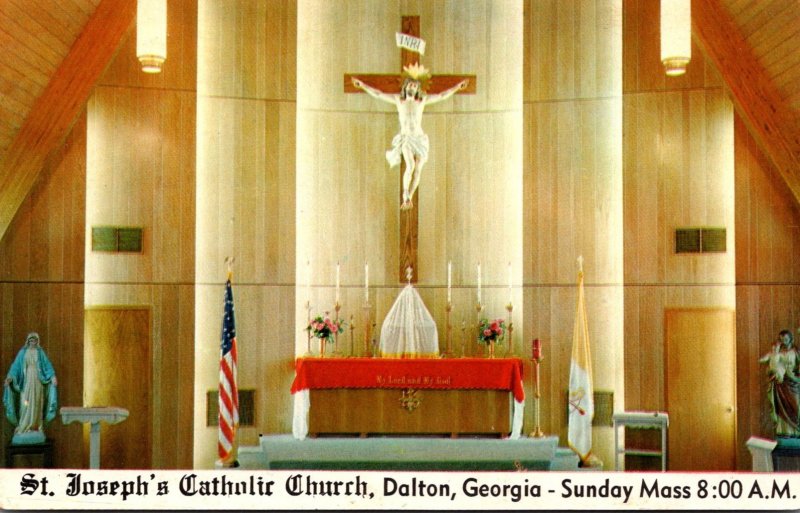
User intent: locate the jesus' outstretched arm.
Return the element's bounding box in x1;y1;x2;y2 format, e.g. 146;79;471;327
352;77;396;104
425;79;469;105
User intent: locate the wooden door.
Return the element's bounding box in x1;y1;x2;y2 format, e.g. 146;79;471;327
84;307;151;469
665;308;736;470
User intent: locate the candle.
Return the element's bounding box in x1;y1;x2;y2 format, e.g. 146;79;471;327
532;338;542;360
335;261;340;303
306;260;311;306
477;262;482;305
447;260;452;303
364;262;369;303
508;261;513;303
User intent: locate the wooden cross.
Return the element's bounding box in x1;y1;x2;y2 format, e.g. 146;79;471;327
344;15;476;283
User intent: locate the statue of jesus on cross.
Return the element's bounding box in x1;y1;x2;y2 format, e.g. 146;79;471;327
353;63;468;210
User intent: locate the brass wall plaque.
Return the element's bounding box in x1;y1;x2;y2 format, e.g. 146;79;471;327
91;226;143;253
206;389;255;426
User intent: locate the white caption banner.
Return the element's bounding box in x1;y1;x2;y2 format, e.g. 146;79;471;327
2;469;800;510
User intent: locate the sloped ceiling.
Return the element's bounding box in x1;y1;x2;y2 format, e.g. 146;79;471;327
0;1;798;238
0;0;101;166
694;0;800;206
0;0;134;238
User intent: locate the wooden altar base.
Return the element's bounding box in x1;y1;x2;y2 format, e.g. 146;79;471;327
247;435;577;471
308;389;510;437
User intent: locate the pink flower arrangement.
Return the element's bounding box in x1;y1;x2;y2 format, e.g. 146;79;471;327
306;314;345;341
478;318;506;344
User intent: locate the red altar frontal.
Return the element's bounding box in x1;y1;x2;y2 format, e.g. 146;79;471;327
291;358;525;438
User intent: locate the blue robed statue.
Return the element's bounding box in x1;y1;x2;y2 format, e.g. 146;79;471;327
3;332;58;445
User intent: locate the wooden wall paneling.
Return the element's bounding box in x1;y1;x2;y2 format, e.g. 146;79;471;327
524;0;623;467
693;0;800;208
0;0;135;240
733;108;800;469
195;0;297;467
0;99;87;468
0;284;86;469
83;0;196;469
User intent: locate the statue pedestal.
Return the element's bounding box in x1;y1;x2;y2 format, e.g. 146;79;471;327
773;437;800;471
60;406;128;469
11;431;46;445
6;438;54;468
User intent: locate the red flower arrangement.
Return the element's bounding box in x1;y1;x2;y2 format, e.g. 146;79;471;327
478;318;506;344
306;314;345;341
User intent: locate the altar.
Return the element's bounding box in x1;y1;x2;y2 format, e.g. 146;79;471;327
291;357;525;439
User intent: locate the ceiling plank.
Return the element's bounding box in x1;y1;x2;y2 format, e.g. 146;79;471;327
0;0;135;239
693;0;800;205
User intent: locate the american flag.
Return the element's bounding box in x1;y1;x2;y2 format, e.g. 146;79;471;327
217;278;239;466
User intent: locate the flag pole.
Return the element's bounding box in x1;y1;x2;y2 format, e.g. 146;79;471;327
217;256;239;469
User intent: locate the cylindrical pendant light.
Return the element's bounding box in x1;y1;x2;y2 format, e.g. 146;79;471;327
137;0;167;73
660;0;691;76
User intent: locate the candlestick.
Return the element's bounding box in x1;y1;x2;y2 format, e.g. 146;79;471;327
460;317;467;358
530;338;544;438
443;301;453;358
319;311;330;358
475;301;483;357
333;301;341;356
505;302;515;357
349;314;355;357
363;300;372;358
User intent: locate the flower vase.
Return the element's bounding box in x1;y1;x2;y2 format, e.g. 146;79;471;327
319;337;326;358
488;340;495;359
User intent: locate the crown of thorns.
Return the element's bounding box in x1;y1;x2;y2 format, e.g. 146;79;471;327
402;63;431;87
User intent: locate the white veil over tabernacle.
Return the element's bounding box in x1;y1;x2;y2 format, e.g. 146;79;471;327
379;284;439;358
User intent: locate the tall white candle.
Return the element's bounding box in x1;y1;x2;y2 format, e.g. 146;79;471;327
364;262;369;303
447;260;452;303
508;261;513;303
306;260;311;306
477;262;482;305
335;261;340;303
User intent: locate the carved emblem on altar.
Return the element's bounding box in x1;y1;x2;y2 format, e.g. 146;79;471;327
399;388;421;412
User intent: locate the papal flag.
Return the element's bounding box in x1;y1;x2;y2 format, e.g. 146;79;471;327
217;273;239;467
568;256;594;464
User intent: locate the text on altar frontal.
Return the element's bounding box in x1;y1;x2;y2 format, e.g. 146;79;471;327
375;374;452;386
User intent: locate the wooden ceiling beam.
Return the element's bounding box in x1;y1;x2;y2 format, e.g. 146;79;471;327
692;0;800;206
0;0;135;239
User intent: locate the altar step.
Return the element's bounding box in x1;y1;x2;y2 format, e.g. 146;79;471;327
238;435;579;471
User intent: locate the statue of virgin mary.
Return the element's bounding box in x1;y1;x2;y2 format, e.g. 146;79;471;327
3;332;58;445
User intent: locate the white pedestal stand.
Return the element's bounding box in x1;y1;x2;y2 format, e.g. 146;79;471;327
60;406;129;469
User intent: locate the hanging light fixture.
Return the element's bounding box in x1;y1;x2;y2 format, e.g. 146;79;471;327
660;0;691;76
136;0;167;73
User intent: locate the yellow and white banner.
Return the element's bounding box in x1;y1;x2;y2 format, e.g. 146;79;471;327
568;257;594;463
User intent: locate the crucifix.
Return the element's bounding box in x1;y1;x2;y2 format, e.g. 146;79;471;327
344;15;476;282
